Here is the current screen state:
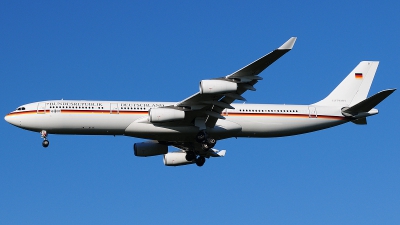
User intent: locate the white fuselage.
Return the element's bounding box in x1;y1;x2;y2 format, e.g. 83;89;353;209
5;100;348;142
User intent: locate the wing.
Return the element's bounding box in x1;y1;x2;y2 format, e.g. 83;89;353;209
174;37;297;128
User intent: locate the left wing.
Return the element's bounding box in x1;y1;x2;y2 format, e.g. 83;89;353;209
174;37;297;128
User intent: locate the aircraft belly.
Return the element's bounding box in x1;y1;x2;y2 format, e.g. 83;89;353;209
207;119;242;139
228;117;346;137
125;122;199;141
125;119;242;141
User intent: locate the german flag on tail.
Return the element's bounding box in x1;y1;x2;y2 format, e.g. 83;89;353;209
355;73;363;79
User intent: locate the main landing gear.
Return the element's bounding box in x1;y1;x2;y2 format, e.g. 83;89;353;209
196;130;216;150
184;130;217;167
41;130;49;148
185;151;196;161
185;151;206;167
195;156;205;167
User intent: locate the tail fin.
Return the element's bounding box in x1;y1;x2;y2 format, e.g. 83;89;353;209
313;61;379;106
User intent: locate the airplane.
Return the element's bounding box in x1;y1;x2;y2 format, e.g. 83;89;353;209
4;37;396;167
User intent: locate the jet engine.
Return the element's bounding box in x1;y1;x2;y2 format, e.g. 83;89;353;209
163;152;194;166
134;141;168;157
199;80;237;94
149;108;185;122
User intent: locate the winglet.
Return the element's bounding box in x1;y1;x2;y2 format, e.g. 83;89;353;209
278;37;297;50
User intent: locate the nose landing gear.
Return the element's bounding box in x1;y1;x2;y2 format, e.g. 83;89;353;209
41;130;49;148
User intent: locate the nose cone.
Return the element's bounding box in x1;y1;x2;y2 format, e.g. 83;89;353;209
4;113;17;126
5;114;10;123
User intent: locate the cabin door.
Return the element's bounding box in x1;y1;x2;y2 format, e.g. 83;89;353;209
37;102;47;114
308;106;317;118
110;103;119;114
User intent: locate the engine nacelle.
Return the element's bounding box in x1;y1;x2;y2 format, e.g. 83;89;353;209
199;80;237;94
149;108;185;122
134;141;168;157
163;152;194;166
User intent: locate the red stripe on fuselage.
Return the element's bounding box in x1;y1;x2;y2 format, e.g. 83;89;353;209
6;110;346;121
227;112;346;120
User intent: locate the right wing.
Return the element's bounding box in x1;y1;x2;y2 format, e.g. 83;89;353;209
174;37;297;128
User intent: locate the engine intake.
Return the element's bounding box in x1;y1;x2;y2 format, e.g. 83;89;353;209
199;80;237;94
149;108;185;122
163;152;194;166
134;141;168;157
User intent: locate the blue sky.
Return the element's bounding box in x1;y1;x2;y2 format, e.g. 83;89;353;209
1;1;399;224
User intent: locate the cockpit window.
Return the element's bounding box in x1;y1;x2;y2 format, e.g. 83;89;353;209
16;107;26;111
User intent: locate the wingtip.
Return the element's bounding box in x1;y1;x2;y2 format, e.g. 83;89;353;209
278;37;297;50
386;88;397;93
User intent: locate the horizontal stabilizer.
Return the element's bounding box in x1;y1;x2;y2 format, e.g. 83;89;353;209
351;118;367;125
217;150;226;157
342;89;396;116
208;149;226;157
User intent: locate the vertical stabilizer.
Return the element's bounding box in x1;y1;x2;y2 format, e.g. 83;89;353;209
313;61;379;106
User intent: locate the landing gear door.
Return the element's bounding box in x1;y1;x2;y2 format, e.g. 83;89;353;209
110;103;119;114
37;102;47;114
308;106;317;118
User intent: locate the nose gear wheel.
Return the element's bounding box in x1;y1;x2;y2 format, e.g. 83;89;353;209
42;140;49;148
40;130;49;148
